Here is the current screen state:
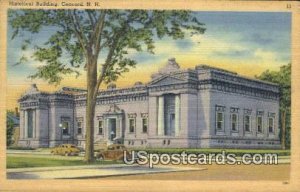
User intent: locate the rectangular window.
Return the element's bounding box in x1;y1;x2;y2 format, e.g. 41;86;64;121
216;112;224;130
257;116;263;133
62;121;69;135
142;118;148;133
231;113;238;131
244;115;251;132
77;121;82;135
129;118;135;133
268;117;274;133
98;120;103;135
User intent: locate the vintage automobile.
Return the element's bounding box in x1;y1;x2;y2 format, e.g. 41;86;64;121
50;144;81;156
95;144;131;161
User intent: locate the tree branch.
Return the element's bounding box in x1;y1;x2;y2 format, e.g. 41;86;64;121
87;11;95;27
67;10;89;59
92;31;122;100
91;10;107;56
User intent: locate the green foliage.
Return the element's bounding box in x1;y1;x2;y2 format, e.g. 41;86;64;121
256;63;291;148
7;156;121;168
256;63;291;108
6;112;15;146
9;9;205;85
9;9;205;162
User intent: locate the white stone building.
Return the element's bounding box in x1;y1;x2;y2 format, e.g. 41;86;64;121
18;58;281;149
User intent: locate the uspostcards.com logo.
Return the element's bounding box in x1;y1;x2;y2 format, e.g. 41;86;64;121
123;150;278;168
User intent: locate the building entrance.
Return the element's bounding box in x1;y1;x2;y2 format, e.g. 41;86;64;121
108;118;117;141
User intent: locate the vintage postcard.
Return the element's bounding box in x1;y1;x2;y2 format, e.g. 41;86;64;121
0;0;299;191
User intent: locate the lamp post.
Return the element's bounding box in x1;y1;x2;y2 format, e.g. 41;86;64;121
60;123;67;138
59;123;63;141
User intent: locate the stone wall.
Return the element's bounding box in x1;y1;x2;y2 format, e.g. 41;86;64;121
17;62;281;149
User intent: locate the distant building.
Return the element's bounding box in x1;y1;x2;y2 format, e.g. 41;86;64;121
18;58;281;149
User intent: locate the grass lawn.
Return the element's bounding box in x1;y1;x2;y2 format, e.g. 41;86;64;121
7;156;121;169
135;148;290;156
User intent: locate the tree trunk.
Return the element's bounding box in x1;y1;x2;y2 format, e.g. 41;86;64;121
281;109;286;150
85;58;97;163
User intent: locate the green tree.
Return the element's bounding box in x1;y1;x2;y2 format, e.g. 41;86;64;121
6;111;15;146
9;10;205;162
256;63;291;149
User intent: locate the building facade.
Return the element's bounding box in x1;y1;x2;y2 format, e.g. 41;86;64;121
18;58;281;149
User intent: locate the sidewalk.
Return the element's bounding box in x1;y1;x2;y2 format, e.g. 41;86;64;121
7;164;134;173
7;149;50;155
7;164;206;179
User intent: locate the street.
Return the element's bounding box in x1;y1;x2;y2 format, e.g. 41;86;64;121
99;163;290;181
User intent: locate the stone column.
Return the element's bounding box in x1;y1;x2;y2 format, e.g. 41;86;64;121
33;110;36;138
24;110;28;138
34;109;40;139
175;95;180;136
106;118;109;140
119;117;123;138
157;96;164;136
241;115;245;137
19;110;24;139
148;96;158;137
115;117;120;138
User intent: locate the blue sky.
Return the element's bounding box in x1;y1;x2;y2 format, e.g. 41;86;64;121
199;12;291;60
6;11;291;109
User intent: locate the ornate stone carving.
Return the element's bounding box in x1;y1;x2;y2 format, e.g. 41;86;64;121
230;107;239;113
107;83;117;90
257;111;264;116
216;105;226;112
76;117;84;122
96;116;103;120
128;113;137;118
134;81;144;87
25;84;40;95
61;116;71;121
57;87;86;94
268;112;276;117
106;104;122;114
198;79;278;100
141;113;149;118
159;58;180;73
150;76;185;86
244;109;252;115
150;58;181;80
20;102;39;109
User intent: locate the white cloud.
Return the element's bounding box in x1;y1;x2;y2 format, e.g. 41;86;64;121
254;48;276;61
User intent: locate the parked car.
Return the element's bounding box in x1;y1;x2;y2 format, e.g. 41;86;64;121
50;144;81;156
95;144;131;161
